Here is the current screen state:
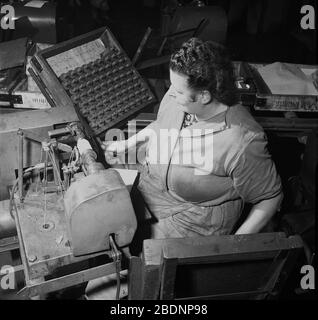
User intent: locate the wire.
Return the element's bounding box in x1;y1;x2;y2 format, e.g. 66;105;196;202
36;148;43;193
68;147;75;166
109;235;121;300
9;165;40;219
9;178;19;220
9;160;55;220
47;149;64;195
43;151;49;226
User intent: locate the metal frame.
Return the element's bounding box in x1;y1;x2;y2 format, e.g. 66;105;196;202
12;189;123;299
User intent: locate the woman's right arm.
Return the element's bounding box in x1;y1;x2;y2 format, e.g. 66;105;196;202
102;89;172;161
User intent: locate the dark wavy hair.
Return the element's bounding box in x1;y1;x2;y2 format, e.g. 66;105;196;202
169;38;237;106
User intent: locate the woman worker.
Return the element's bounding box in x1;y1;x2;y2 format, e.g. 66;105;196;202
103;38;283;241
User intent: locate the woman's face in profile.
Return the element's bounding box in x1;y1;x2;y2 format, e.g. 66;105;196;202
169;69;205;115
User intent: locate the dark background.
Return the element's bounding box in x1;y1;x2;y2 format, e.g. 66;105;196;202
54;0;317;64
1;0;315;64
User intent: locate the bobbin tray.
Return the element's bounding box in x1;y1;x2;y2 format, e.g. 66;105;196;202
29;27;156;136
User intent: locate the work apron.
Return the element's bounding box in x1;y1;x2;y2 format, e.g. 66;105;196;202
136;161;244;239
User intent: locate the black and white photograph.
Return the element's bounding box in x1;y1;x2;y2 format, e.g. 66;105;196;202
0;0;316;310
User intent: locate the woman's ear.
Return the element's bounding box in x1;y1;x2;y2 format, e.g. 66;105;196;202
200;90;212;104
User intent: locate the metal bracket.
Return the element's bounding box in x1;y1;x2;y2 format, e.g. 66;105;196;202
109;235;121;264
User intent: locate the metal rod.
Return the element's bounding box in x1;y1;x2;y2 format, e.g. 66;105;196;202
48;127;71;138
192;18;207;37
132;27;152;66
17;129;24;203
156;36;167;56
18;262;119;298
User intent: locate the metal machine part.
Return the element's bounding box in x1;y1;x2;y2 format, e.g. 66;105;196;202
13;121;136;257
64;168;137;256
7;121;137;298
11;121;137;259
64;126;137;256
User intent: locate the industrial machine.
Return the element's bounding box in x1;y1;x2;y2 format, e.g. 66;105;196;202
8;121;137;298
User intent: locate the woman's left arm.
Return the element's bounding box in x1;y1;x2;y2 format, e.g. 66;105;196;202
230;129;284;235
235;192;283;234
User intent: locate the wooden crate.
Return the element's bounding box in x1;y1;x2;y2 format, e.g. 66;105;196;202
128;232;304;300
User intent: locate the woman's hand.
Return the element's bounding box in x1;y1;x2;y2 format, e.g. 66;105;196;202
235;192;283;234
101;140;127;165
